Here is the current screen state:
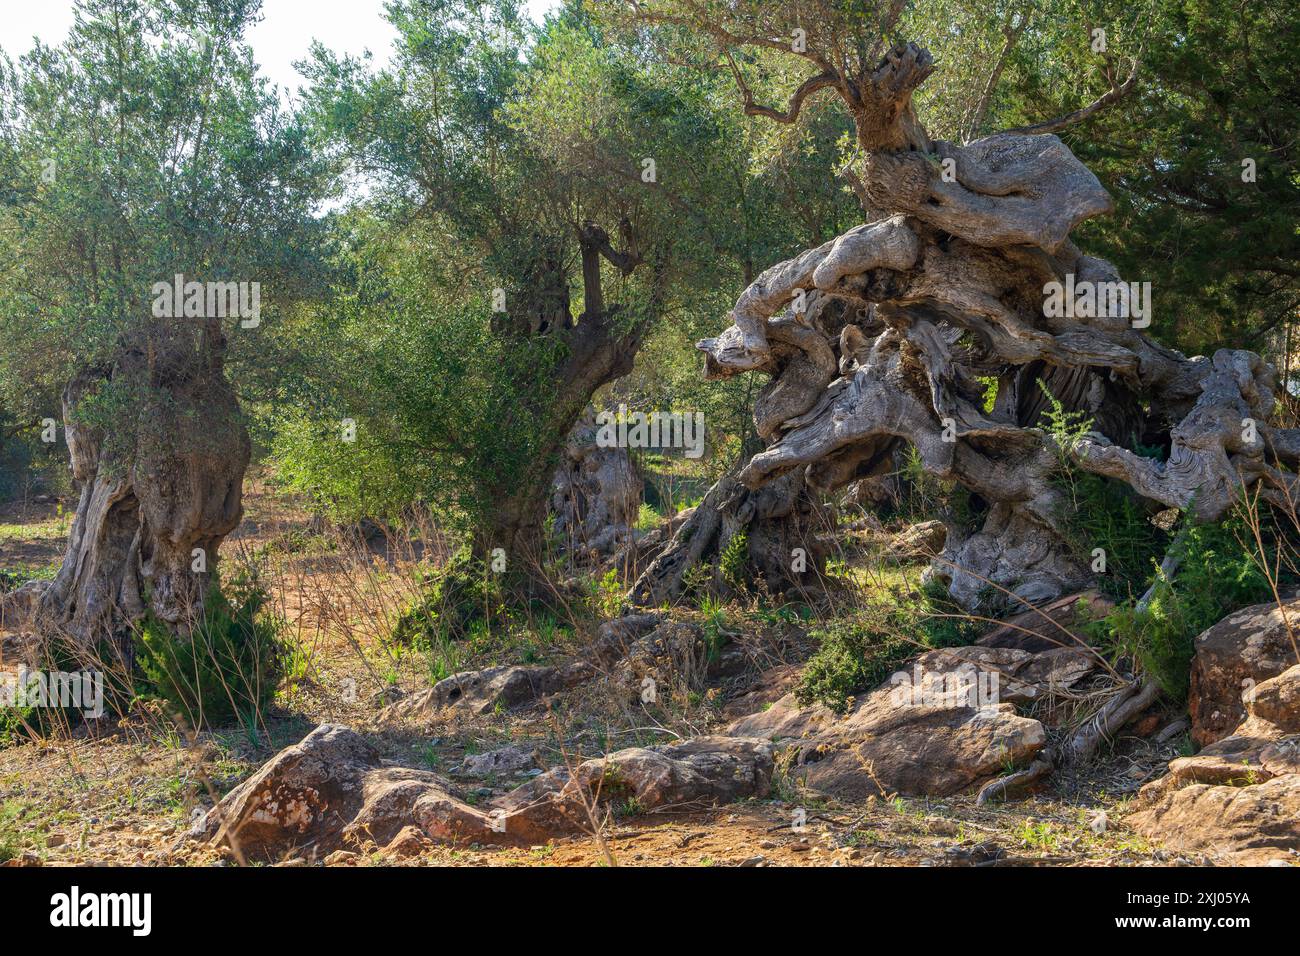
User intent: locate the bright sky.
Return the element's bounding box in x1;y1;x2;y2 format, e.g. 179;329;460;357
0;0;561;96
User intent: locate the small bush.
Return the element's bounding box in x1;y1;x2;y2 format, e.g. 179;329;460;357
392;547;502;644
134;576;288;730
719;530;748;591
797;616;913;714
0;704;37;748
796;579;982;713
698;595;729;663
0;801;27;863
1059;472;1170;599
1038;379;1172;599
912;577;984;648
634;502;662;532
1095;513;1275;700
591;567;624;618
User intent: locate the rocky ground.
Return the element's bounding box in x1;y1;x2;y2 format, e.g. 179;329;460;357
1;485;1297;867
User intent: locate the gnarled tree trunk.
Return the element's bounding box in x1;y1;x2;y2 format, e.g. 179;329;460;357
549;405;643;560
473;221;653;582
665;42;1300;613
477;309;646;577
4;318;249;654
628;454;832;607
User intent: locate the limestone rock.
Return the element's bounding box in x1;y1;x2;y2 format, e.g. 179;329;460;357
1188;597;1300;746
455;744;539;778
882;519;947;562
611;620;709;699
381;663;593;722
496;736;774;828
591;612;664;662
1130;664;1300;865
195;724;773;856
1128;775;1300;866
189;724;382;858
383;824;432;857
726;646;1072;798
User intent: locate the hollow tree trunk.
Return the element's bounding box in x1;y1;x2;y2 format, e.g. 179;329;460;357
549;405;642;559
7;318;249;653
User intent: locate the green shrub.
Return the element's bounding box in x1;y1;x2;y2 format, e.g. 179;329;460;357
1095;513;1275;700
797;616;913;714
634;502;662;532
0;703;37;748
911;578;985;648
134;577;287;730
0;801;27;863
392;547;503;644
1059;471;1170;599
698;594;729;663
1037;379;1172;599
796;578;984;713
591;567;624;618
719;530;748;591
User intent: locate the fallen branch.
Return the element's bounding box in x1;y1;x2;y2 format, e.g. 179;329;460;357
1066;678;1161;763
1153;716;1190;745
975;754;1054;805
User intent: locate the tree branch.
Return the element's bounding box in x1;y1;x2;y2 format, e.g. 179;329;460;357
1003;55;1139;136
578;218;641;319
963;6;1031;142
725;51;839;124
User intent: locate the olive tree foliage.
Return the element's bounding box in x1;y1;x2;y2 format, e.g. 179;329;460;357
513;8;860;466
272;0;855;574
277;0;664;562
905;0;1298;361
0;0;328;643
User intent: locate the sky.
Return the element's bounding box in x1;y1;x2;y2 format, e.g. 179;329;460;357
0;0;561;96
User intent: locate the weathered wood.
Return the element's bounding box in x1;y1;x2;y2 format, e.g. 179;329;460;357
636;38;1293;614
12;320;250;648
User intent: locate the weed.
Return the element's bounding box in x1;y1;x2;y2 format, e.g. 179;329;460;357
134;575;289;731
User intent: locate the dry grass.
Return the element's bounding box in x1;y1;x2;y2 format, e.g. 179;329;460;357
0;473;1242;867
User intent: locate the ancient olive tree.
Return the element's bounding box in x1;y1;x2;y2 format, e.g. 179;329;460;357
296;0;668;583
293;0;852;591
0;0;325;647
622;0;1300;611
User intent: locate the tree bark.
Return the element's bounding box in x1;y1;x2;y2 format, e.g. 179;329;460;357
549;405;642;559
628;453;831;607
684;41;1300;612
476;230;653;583
5;318;249;653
